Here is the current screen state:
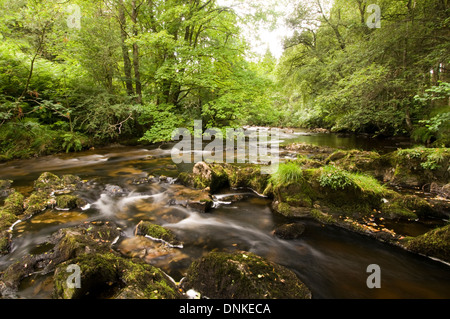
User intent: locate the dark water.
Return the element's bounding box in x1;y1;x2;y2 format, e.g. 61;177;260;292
0;131;449;299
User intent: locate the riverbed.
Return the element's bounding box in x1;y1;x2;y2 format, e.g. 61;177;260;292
1;129;449;299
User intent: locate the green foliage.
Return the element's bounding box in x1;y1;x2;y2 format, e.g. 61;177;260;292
0;0;281;160
139;103;183;143
270;162;304;187
318;166;356;191
277;0;450;139
61;132;85;153
318;165;388;196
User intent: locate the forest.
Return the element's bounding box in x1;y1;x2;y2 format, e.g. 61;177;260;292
0;0;450;302
0;0;448;159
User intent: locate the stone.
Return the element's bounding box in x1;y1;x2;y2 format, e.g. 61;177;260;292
273;223;306;240
182;250;311;299
53;252;181;299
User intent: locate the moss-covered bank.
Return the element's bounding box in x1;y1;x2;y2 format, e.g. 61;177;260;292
400;224;450;263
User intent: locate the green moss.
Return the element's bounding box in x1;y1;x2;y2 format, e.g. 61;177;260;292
3;191;24;216
55;195;80;209
402;224;450;263
386;147;450;187
135;221;178;245
310;208;336;224
269;162;304;187
380;194;436;220
23;191;49;216
34;172;62;191
326;149;382;173
183;251;311;299
53;252;181;299
0;230;10;254
381;202;417;220
0;208;17;230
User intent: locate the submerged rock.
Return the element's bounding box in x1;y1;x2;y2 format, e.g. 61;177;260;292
116;236;179;264
273;223;306;240
167;184;214;213
182;250;311;299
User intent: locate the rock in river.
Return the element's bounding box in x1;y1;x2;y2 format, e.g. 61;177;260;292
182;250;311;299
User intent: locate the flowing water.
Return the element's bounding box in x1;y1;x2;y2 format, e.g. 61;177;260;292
0;129;449;299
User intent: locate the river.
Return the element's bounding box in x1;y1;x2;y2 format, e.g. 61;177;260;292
0;129;449;299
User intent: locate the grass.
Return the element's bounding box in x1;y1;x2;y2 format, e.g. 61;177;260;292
318;165;388;196
269;162;304;187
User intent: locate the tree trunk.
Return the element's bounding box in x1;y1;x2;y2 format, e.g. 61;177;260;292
131;0;142;104
118;0;134;97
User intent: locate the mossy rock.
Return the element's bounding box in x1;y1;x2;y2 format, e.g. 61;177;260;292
2;191;24;216
53;253;181;299
270;167;384;219
53;253;120;299
0;230;11;255
273;223;306;240
167;184;214;213
34;172;62;192
225;164;270;195
178;162;270;195
60;174;81;187
326;150;383;175
380;194;438;220
0;208;17;231
23;191;50;216
0;221;122;294
401;224;450;263
0;180;13;197
135;221;180;246
182;251;311;299
55;194;86;209
191;161;229;193
384;148;450;188
51;222;122;262
34;172;81;193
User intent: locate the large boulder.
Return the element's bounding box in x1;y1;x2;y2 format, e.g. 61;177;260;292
182;251;311;299
177;162;270;195
53;252;181;299
166;184;214;213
